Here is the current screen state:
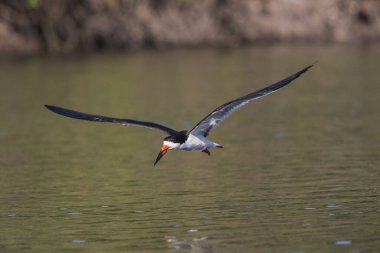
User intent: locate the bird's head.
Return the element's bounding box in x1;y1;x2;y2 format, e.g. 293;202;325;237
154;137;179;166
154;131;187;166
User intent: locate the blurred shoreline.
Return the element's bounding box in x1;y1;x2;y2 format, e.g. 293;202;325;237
1;0;380;55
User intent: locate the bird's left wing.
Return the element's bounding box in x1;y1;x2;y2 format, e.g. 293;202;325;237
189;64;314;137
45;105;179;136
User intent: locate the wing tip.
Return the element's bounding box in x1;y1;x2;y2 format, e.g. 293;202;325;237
45;105;72;117
302;61;317;73
44;104;54;111
294;61;316;79
306;60;318;70
44;104;60;113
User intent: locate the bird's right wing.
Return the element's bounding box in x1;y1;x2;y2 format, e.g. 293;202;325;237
45;105;179;136
189;64;314;137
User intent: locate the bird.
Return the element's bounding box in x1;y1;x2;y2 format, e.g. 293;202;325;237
45;64;313;165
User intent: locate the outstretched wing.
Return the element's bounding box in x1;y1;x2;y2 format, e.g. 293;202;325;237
45;105;179;136
190;64;314;137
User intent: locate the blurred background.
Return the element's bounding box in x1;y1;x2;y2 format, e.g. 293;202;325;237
1;0;380;54
0;1;379;253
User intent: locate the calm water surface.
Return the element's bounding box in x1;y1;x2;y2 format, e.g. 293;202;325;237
0;46;379;253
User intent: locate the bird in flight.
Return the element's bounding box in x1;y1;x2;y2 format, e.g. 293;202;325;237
45;64;313;165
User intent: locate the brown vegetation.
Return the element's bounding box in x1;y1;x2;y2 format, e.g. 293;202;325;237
1;0;380;54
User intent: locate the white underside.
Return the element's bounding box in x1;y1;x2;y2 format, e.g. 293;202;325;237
164;134;220;151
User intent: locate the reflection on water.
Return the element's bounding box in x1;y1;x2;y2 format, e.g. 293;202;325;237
0;46;379;253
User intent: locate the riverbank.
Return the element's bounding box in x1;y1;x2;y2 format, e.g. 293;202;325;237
1;0;379;54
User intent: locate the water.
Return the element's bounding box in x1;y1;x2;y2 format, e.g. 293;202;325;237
0;46;379;253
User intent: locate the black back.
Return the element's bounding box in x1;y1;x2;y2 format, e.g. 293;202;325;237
164;130;188;144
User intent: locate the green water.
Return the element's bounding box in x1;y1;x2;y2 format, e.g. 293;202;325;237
0;46;379;253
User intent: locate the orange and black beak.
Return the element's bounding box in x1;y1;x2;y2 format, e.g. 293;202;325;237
154;145;169;166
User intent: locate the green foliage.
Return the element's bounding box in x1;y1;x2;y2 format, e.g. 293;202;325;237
26;0;42;9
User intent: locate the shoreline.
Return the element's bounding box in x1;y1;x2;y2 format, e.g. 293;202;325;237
1;0;379;55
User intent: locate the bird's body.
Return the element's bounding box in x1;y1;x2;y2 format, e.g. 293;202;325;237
164;133;222;151
45;64;314;165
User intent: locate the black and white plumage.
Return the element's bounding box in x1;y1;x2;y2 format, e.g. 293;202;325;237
45;64;314;165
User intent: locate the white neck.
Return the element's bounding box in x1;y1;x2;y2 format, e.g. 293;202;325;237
163;140;180;149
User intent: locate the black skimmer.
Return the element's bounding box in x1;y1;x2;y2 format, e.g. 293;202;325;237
45;64;313;165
